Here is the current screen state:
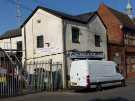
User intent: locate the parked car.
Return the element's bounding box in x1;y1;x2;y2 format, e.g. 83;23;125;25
70;60;125;90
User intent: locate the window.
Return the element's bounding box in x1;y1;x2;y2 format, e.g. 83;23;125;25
37;35;44;48
17;41;22;51
72;27;80;43
95;35;101;47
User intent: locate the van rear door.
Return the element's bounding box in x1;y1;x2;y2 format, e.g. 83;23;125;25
70;61;89;87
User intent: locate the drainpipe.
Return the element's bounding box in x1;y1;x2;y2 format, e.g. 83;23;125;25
24;26;27;67
120;26;127;78
121;26;127;78
105;30;109;60
32;19;35;62
124;32;128;78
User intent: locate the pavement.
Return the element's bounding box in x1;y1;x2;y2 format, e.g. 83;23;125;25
1;77;135;101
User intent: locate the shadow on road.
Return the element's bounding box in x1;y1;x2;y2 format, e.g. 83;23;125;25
90;97;129;101
75;84;126;93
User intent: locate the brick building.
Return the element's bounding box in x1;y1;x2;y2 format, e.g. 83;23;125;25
98;4;135;77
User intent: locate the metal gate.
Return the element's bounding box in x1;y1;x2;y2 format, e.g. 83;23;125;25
0;48;62;98
25;61;62;93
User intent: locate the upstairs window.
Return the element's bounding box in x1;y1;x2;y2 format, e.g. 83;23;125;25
95;35;101;47
72;27;80;43
37;35;44;48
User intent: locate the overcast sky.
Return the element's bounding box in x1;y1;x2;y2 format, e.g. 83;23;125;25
0;0;134;34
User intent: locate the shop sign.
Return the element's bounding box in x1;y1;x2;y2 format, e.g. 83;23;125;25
67;51;104;59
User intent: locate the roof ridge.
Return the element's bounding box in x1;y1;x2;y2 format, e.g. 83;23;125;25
38;6;96;17
0;28;21;40
75;11;95;17
37;6;75;17
106;5;128;17
21;6;96;28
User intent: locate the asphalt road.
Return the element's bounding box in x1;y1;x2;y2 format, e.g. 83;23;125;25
1;78;135;101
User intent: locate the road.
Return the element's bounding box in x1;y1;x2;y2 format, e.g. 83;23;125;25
1;78;135;101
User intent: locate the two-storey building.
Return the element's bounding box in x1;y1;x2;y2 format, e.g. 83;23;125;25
20;6;107;87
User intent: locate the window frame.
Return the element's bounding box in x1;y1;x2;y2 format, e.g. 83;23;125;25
72;27;80;43
95;34;101;47
16;41;22;51
37;35;44;48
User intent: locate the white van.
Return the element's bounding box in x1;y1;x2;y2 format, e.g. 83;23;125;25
70;60;125;90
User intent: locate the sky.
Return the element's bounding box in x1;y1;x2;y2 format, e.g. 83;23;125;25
0;0;135;34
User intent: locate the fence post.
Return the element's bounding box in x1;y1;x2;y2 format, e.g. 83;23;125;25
49;59;53;91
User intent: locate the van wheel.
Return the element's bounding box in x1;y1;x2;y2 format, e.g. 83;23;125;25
96;84;102;91
121;80;126;87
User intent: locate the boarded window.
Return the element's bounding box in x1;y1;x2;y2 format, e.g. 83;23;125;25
37;35;44;48
95;35;101;47
72;27;80;43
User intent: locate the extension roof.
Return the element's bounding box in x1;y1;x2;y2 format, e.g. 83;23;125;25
0;28;21;40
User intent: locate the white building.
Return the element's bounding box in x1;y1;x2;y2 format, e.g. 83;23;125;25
0;6;108;87
0;29;22;63
0;29;22;50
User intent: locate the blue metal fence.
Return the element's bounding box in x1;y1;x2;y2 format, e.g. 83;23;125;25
0;61;62;98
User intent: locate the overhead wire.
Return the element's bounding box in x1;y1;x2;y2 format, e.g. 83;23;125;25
4;0;107;34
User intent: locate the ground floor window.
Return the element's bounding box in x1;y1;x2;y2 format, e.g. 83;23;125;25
127;56;135;73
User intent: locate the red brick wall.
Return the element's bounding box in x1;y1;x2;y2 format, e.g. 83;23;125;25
98;4;135;78
98;4;124;45
108;44;127;77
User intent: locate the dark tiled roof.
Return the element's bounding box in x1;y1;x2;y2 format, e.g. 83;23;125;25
0;28;21;40
21;6;95;28
106;5;135;29
75;12;95;22
38;6;79;21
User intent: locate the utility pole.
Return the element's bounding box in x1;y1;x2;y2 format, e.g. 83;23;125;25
16;0;21;26
9;0;21;55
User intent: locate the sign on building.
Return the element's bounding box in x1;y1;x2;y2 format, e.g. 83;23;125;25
67;50;104;60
